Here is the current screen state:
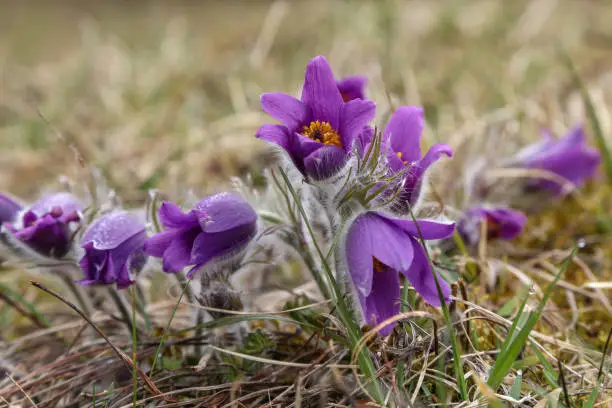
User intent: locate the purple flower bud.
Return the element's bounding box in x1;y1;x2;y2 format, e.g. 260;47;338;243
515;125;600;193
345;211;455;335
77;211;148;289
145;192;258;278
5;193;82;258
457;206;526;246
0;193;22;226
336;75;367;102
256;56;376;180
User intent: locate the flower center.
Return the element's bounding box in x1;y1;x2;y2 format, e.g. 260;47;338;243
301;121;342;148
373;257;386;273
485;215;501;238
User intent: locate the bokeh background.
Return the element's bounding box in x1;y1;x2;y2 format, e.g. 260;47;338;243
1;0;611;202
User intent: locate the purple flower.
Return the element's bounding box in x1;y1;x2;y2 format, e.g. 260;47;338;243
144;192;258;277
382;107;453;205
256;56;376;180
345;212;455;335
77;211;148;289
5;193;82;258
515;125;600;193
336;75;367;102
457;207;526;246
0;193;21;226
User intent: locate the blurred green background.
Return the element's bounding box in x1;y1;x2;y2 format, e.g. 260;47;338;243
1;0;611;201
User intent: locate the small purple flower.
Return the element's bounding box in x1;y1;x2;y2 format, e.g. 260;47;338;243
256;56;375;180
78;211;148;289
336;75;367;102
514;125;600;193
457;207;526;246
5;193;82;258
0;193;21;226
381;107;453;205
144;192;258;277
345;212;455;335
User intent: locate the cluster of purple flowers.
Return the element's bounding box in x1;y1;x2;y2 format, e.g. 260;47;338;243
0;55;601;338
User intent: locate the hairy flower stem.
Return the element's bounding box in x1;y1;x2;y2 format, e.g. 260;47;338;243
60;274;92;317
134;283;152;332
172;271;202;356
108;287;135;336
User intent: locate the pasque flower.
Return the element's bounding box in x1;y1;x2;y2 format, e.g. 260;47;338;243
382;106;453;205
457;206;526;246
78;211;148;289
514;125;600;193
345;212;455;335
5;193;82;258
0;193;21;226
145;192;258;277
256;56;375;180
336;75;367;102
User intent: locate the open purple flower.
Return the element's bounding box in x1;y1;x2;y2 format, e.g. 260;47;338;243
345;212;455;335
5;193;82;258
382;106;453;205
514;125;600;193
457;207;526;246
145;192;258;277
256;56;375;180
78;211;148;289
336;75;367;102
0;193;21;226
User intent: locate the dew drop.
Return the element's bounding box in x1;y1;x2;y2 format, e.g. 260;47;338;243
576;238;586;248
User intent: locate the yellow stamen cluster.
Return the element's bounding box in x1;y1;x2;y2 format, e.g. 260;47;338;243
301;121;342;148
396;151;408;165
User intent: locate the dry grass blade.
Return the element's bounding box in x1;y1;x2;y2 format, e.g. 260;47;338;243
29;281;169;402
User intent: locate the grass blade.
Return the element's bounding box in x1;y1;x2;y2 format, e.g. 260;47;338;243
487;248;576;389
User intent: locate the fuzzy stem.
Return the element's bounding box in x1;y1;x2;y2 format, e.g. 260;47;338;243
60;274;93;317
134;283;152;332
108;287;134;335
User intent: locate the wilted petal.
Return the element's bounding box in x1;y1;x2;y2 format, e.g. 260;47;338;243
385;106;424;164
301;56;343;129
261;92;308;131
402;238;450;307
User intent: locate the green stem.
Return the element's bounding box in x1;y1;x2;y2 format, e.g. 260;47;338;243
108;288;134;335
131;287;138;407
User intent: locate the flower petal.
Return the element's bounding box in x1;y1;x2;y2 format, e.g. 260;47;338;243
193;192;257;233
0;193;22;225
339;99;376;150
418;144;453;173
346;215;375;297
261;92;308;131
363;268;400;336
402;237;450;307
159;202;197;229
301;56;343;129
83;211;145;251
384;106;424;164
144;229;179;257
303;145;348;180
337;75;367;101
379;214;455;240
161;228;199;273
